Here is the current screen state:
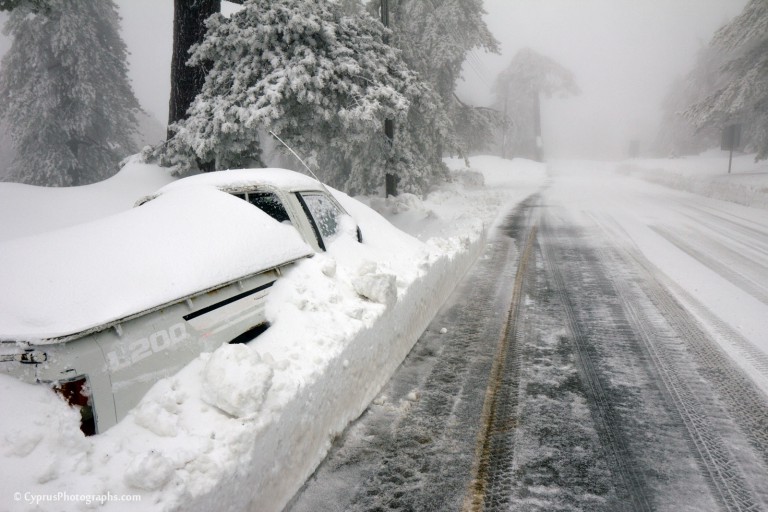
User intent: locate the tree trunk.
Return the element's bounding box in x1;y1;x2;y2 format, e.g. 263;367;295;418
167;0;220;140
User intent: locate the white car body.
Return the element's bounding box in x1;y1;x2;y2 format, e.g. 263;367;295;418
0;168;359;435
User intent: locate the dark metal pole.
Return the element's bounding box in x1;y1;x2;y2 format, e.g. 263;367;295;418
728;145;734;174
382;0;396;197
381;0;389;28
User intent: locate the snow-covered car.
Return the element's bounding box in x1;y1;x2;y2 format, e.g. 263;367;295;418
0;168;360;435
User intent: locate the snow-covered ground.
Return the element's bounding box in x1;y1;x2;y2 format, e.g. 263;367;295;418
617;149;768;210
0;150;766;511
0;156;175;242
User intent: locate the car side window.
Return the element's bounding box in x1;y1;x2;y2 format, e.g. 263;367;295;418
242;192;292;224
296;192;345;248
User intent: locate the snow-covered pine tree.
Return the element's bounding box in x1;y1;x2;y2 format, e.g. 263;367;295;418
0;0;47;13
452;98;502;156
337;0;364;16
375;0;499;159
168;0;220;141
653;46;726;157
0;0;139;186
685;0;768;160
493;48;579;160
148;0;443;195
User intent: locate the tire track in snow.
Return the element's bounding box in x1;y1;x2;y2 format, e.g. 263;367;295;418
287;195;539;512
650;225;768;305
679;203;768;256
614;247;768;510
538;215;655;512
591;213;768;511
463;220;536;512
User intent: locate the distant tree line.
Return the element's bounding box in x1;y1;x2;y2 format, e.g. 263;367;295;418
656;0;768;160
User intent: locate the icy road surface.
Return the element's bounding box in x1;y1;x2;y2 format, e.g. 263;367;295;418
287;162;768;512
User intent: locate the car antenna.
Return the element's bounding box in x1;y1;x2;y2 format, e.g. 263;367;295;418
269;131;329;190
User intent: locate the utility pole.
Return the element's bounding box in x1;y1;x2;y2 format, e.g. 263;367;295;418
381;0;397;197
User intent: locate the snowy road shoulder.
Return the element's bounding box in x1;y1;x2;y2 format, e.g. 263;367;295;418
615;150;768;210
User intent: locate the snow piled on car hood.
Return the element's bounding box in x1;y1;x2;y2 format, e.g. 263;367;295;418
0;186;312;341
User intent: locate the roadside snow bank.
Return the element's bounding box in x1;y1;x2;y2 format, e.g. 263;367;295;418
0;156;547;512
0;191;485;512
617;150;768;210
364;155;547;242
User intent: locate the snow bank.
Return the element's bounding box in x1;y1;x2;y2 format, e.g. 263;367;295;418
0;156;547;512
617;150;768;210
0;157;175;242
364;155;547;242
200;344;274;418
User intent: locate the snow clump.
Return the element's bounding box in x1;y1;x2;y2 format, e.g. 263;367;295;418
131;379;185;437
200;344;274;418
352;261;397;306
124;450;174;491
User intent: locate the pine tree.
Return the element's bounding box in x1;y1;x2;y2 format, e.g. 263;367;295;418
377;0;499;159
168;0;220;140
452;98;502;156
0;0;139;186
685;0;768;160
493;48;579;160
147;0;444;195
653;46;725;157
0;0;47;13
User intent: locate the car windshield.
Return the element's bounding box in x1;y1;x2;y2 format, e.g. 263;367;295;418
298;192;344;243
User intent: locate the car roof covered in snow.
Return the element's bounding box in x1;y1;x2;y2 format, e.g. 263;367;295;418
151;168;324;197
0;186;313;342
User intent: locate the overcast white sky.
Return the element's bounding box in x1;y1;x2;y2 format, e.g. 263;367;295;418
0;1;749;160
457;0;747;158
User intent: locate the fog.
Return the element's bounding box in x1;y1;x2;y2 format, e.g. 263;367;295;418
117;0;173;130
0;1;749;160
457;0;747;159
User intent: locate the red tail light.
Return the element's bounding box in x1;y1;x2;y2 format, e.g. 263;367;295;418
52;376;96;436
